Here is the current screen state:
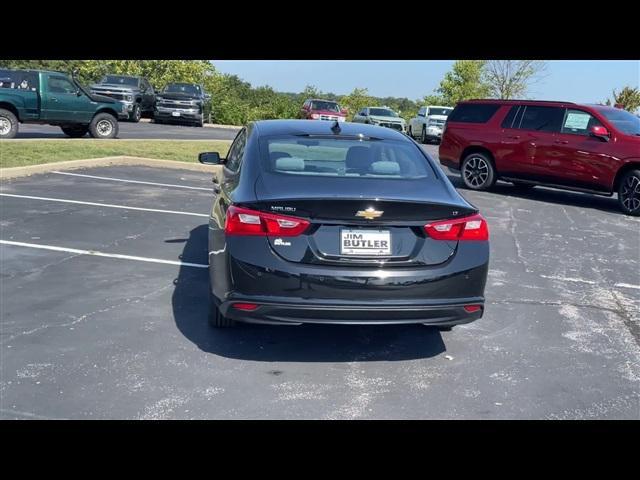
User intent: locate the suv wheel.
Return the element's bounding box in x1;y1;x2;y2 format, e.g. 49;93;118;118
421;126;428;144
61;125;89;138
461;152;496;190
618;169;640;216
129;104;141;123
0;108;18;139
89;113;119;139
408;125;413;138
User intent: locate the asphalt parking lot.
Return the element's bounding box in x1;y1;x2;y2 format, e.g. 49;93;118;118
15;121;240;140
1;148;639;419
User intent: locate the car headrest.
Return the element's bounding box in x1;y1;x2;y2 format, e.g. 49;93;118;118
370;161;400;175
275;157;305;172
345;146;372;170
270;151;291;162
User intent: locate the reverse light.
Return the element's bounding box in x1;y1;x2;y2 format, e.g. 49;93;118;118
225;206;310;237
424;214;489;241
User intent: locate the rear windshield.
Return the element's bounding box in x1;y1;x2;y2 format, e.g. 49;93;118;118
0;70;38;91
262;136;431;179
448;103;500;123
311;101;340;112
101;75;139;86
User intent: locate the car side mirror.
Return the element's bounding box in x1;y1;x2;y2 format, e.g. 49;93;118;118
199;152;223;165
589;125;610;142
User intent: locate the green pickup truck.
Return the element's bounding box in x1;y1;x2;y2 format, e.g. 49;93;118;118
0;69;128;139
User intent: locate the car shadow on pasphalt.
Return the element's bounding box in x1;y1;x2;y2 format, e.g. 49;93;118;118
171;225;446;362
444;170;622;215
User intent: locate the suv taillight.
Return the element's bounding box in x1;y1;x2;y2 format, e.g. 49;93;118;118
424;214;489;241
225;206;310;237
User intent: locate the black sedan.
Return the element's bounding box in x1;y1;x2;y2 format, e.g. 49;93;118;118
199;119;489;329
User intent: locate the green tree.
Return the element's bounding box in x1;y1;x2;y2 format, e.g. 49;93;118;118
608;86;640;113
437;60;490;105
483;60;547;99
339;87;373;120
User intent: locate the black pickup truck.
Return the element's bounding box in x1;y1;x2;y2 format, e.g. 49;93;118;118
90;75;156;122
154;83;210;127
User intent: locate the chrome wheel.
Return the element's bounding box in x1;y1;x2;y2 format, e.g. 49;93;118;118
96;119;113;137
620;174;640;212
463;156;490;188
0;116;11;136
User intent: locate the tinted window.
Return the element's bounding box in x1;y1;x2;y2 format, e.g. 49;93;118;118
369;108;398;117
101;75;139;86
165;84;201;95
225;129;247;172
418;108;426;116
311;101;340;112
427;107;453;116
501;106;520;128
448;103;500;123
561;109;602;135
48;76;76;94
0;70;37;91
262;136;431;179
518;106;564;132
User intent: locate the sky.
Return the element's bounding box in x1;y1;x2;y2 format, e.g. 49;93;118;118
212;60;639;104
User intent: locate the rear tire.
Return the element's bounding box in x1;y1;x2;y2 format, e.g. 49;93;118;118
421;126;427;144
61;125;89;138
461;152;496;190
89;113;118;139
618;169;640;216
0;108;18;139
208;292;235;328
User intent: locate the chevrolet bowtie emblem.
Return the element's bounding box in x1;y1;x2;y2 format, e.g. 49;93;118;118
356;208;383;220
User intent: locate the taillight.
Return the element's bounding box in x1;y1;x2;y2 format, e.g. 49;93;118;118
424;214;489;241
225;206;310;237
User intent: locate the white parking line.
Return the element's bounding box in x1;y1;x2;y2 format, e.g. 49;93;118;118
615;283;640;290
0;193;209;217
51;170;212;191
0;240;208;269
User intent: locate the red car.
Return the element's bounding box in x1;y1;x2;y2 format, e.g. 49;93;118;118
439;100;640;215
300;98;347;122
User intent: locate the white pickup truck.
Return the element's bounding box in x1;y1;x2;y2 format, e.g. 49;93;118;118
408;105;453;144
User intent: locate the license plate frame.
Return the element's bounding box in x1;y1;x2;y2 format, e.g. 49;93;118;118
340;229;392;256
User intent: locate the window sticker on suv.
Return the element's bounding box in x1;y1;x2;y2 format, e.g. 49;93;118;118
564;111;590;131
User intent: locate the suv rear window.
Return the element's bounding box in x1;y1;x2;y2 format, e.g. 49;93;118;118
262;136;431;179
448;103;500;123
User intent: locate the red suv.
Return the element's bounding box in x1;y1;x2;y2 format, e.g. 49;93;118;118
439;100;640;215
300;98;347;122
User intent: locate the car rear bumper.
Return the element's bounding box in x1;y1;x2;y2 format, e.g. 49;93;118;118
218;298;484;326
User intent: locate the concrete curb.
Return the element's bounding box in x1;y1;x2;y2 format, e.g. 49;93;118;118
0;156;222;180
139;118;240;130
